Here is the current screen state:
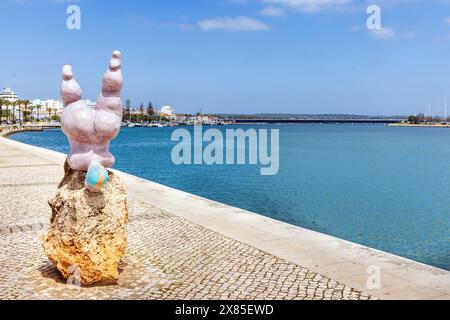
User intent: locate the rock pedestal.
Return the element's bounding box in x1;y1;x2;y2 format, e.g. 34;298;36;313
41;161;128;285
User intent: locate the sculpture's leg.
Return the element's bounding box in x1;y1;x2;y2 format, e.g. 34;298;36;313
96;50;123;117
60;65;97;171
85;50;123;192
61;65;82;106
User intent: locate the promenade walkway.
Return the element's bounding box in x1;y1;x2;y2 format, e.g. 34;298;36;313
0;135;448;300
0;138;373;300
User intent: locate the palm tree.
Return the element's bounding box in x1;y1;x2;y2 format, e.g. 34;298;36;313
22;100;30;124
139;103;144;123
48;107;53;122
16;100;28;124
3;100;11;123
147;102;154;124
16;100;23;124
16;100;21;123
11;100;17;123
125;99;131;123
0;98;4;123
29;104;35;123
36;104;42;123
53;107;59;122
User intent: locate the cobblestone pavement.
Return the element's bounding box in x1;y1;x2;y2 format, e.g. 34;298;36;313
0;142;375;300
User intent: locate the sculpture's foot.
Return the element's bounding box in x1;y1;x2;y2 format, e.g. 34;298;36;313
85;161;109;192
61;65;82;106
102;50;122;93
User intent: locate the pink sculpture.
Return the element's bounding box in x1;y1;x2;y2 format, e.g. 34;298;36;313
60;51;123;191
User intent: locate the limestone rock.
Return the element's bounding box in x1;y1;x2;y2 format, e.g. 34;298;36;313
41;161;128;285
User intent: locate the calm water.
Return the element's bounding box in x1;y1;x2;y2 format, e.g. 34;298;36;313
11;124;450;270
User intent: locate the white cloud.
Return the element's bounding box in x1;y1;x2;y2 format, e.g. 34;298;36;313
263;0;353;13
258;6;286;16
445;16;450;25
177;23;196;31
348;25;363;32
350;24;415;41
198;16;271;31
370;27;396;39
50;0;82;3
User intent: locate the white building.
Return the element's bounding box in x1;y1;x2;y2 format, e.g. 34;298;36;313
29;99;64;119
30;99;63;111
159;106;175;116
159;105;177;121
0;88;18;103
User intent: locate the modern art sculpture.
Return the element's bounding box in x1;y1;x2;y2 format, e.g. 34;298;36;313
61;50;123;192
41;51;129;285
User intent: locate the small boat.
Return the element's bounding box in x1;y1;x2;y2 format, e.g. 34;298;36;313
127;122;136;128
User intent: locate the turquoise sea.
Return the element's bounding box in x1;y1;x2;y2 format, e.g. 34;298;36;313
11;124;450;270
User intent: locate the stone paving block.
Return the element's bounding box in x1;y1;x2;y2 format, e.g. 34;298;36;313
0;164;62;185
0;154;53;168
0;184;57;228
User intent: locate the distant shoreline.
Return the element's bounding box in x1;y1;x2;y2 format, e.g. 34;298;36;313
389;123;450;128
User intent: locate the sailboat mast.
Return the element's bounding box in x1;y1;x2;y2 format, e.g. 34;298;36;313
445;98;447;121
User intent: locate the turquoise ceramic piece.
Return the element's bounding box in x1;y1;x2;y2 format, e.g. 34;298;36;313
85;162;109;192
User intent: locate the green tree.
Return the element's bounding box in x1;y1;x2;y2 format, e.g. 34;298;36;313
139;103;144;123
48;108;53;122
408;115;418;124
16;100;24;123
22;110;32;123
20;100;30;124
36;104;42;123
147;102;154;122
28;105;35;123
125;99;132;122
24;100;30;115
417;113;425;123
11;100;17;123
53;107;58;122
3;100;11;123
0;98;5;122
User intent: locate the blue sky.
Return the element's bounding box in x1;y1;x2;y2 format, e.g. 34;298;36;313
2;0;450;115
